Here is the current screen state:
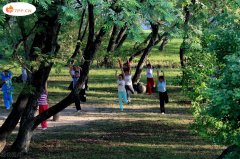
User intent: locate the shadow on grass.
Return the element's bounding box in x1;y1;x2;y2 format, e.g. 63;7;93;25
94;107;191;115
29;119;223;159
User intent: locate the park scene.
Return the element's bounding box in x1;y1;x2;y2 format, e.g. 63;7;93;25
0;0;240;159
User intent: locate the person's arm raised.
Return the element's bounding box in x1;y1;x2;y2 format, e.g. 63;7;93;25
115;70;118;79
161;70;165;77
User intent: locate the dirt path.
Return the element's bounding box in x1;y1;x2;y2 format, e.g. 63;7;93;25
0;104;98;130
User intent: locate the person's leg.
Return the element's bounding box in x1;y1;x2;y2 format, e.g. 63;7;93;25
9;92;13;104
125;85;130;101
128;85;135;94
147;78;152;95
79;89;86;102
118;92;123;111
146;78;150;94
159;92;165;113
74;94;81;111
150;78;155;93
3;91;10;109
39;105;48;128
123;91;128;104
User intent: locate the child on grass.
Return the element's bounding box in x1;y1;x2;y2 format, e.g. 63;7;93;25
146;61;155;95
38;82;49;130
157;70;168;114
116;71;129;111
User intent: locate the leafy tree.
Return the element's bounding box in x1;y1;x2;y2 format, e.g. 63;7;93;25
182;0;240;158
0;0;184;157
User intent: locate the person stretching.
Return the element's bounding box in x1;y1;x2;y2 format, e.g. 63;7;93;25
116;71;129;111
157;70;168;114
146;61;155;95
118;59;135;102
38;82;49;130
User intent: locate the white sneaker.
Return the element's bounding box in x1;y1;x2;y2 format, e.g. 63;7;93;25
42;128;47;130
77;110;81;113
161;112;165;114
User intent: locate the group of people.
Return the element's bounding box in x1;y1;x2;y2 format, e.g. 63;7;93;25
116;59;168;114
0;58;168;131
0;68;49;130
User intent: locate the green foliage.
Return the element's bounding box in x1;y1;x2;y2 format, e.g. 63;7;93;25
182;1;240;154
33;0;53;10
202;13;240;62
200;53;240;143
182;52;217;101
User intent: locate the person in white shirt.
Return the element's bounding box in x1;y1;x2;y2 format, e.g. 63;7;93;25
157;70;168;114
116;71;129;111
146;62;155;95
118;58;135;102
124;71;135;102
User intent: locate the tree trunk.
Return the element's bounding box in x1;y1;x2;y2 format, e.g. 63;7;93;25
132;23;159;84
0;0;62;155
0;2;106;156
71;9;86;59
115;27;127;44
180;41;186;67
7;64;53;154
53;113;60;121
128;32;165;63
159;36;169;51
179;0;196;68
103;25;128;67
217;145;238;159
107;25;119;52
116;33;127;49
0;0;106;156
7;97;39;155
0;94;29;152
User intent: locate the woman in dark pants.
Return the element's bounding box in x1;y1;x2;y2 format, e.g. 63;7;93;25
157;70;168;114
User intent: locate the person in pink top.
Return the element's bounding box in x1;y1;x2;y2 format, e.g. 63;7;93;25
38;82;49;130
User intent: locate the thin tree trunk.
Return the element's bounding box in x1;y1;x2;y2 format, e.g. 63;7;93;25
129;31;166;63
115;27;127;44
179;0;195;68
81;19;88;41
132;23;159;84
159;36;169;51
107;25;119;52
0;94;29;152
71;9;86;58
104;25;127;67
116;33;127;49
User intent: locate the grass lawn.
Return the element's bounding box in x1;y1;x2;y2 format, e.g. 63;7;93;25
25;68;224;159
0;39;225;159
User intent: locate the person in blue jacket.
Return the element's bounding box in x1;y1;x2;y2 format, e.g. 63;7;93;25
1;69;13;110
